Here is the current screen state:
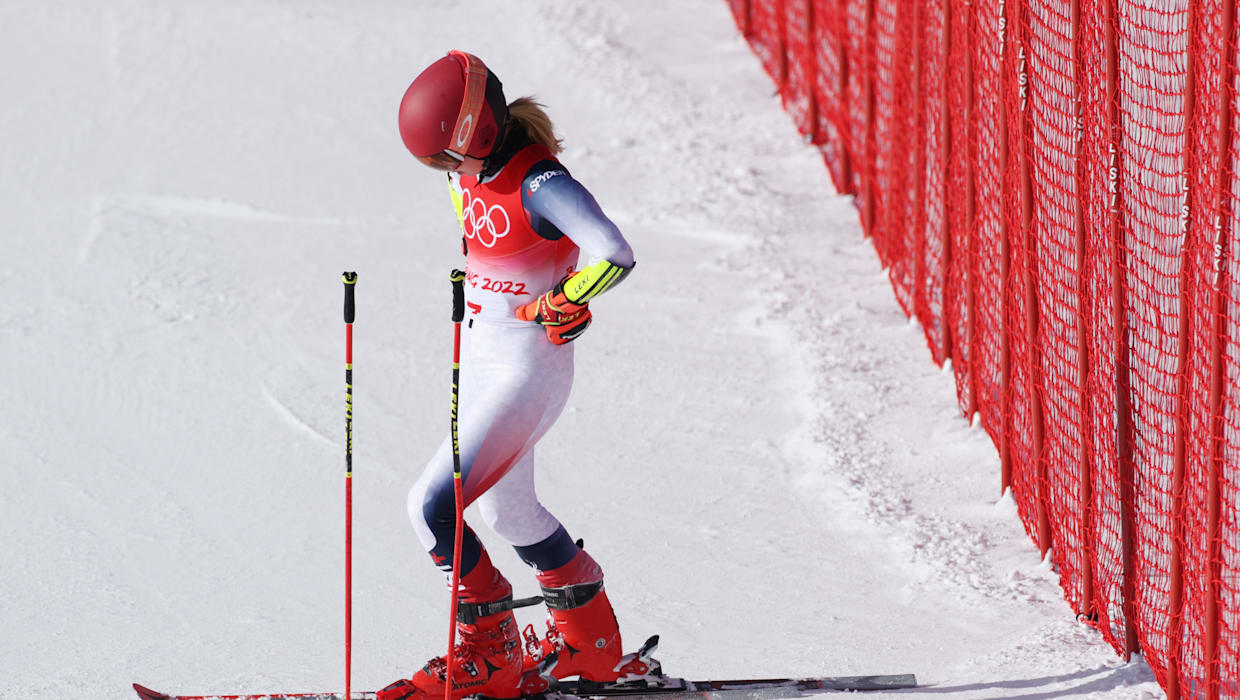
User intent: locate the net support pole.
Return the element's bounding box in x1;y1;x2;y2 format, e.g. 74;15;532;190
1014;0;1052;558
863;0;878;238
1168;3;1202;697
838;0;854;193
963;0;979;420
907;0;924;310
777;0;789;94
1100;0;1137;661
939;0;955;364
806;0;821;145
998;0;1014;497
1204;1;1236;695
1070;0;1097;618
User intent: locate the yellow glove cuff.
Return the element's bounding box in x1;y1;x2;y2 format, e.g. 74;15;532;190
562;259;635;304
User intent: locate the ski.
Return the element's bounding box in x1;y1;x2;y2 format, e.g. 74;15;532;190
135;636;914;700
133;686;366;700
565;674;917;695
133;672;916;700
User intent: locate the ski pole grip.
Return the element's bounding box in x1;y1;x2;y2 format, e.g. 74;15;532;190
450;269;465;323
343;272;358;323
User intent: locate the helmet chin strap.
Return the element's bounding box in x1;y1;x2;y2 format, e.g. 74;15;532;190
478;118;516;180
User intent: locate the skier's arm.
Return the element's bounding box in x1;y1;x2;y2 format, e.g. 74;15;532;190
520;163;635;304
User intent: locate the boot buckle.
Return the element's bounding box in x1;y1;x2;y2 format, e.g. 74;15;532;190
545;618;564;650
523;624;543;661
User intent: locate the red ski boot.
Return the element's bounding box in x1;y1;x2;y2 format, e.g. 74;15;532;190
379;553;524;700
520;549;650;683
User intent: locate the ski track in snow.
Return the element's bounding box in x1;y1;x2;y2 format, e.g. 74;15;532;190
1;1;1162;699
81;195;393;263
261;384;337;449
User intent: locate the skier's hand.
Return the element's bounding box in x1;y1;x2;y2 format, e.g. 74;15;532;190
516;281;592;345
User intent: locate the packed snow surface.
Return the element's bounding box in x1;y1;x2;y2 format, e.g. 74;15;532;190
2;1;1161;698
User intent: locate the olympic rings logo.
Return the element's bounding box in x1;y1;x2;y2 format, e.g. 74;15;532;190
460;189;510;248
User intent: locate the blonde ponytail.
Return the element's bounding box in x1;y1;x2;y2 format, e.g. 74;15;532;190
507;97;563;155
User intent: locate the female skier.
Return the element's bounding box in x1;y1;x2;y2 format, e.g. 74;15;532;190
379;51;640;700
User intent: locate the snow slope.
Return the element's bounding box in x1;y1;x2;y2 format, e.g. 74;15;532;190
1;1;1161;698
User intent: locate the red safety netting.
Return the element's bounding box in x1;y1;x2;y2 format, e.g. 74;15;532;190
999;0;1041;546
913;0;948;363
1222;44;1240;693
1117;1;1190;687
726;0;1240;696
1078;0;1131;659
943;0;975;416
971;0;1006;451
747;0;786;89
1181;1;1240;695
810;0;850;187
1025;0;1090;615
782;0;815;138
845;0;869;208
868;0;902;300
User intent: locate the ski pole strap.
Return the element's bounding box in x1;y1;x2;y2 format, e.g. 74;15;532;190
456;595;545;625
539;581;604;611
450;269;465;323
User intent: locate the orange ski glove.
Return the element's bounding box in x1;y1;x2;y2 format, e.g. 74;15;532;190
515;280;592;345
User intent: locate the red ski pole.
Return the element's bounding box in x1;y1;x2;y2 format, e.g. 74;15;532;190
444;269;466;700
342;271;357;700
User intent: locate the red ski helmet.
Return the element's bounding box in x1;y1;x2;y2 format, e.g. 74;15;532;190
398;51;508;170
